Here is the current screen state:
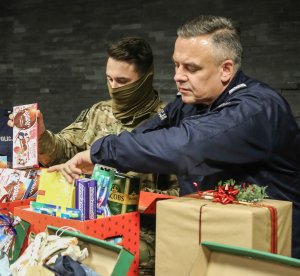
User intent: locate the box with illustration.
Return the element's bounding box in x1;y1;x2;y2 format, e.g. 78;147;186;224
12;103;38;169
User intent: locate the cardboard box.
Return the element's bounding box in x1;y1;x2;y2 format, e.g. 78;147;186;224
0;198;35;215
155;196;292;276
14;205;140;276
138;191;176;214
190;241;300;276
47;225;134;276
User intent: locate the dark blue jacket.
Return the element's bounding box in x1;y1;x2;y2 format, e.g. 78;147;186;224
91;70;300;258
0;108;13;162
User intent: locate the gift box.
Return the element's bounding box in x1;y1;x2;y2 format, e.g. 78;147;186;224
138;191;176;214
0;198;35;215
46;225;134;276
190;241;300;276
155;196;292;276
14;205;140;276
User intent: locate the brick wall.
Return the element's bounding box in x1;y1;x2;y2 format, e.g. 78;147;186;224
0;0;299;131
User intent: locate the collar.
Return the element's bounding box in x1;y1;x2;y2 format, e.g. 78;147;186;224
210;70;249;110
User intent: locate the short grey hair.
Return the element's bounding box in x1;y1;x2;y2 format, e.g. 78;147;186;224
177;15;242;70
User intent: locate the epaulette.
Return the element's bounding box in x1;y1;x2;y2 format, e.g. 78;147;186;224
229;83;247;95
74;108;90;123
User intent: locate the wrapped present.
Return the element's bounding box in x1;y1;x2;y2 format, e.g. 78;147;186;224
190;241;300;276
138;191;176;214
155;196;292;276
0;213;30;264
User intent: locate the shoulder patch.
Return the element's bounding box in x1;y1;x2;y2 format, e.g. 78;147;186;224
158;110;167;120
74;108;90;123
229;83;247;95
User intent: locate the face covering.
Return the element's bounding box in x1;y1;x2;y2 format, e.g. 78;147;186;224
107;65;160;126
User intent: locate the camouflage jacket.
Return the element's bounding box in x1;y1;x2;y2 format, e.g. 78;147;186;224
39;99;165;166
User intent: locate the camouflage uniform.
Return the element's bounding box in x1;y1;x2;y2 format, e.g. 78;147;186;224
38;99;178;275
39;99;165;166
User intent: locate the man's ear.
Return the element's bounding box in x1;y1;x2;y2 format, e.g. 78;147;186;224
220;60;234;83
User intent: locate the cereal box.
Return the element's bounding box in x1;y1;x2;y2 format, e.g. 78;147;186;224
12;103;38;169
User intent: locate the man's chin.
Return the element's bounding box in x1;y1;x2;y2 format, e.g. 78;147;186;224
181;95;195;104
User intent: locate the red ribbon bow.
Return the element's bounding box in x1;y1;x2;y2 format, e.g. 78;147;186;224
193;182;239;204
213;184;240;204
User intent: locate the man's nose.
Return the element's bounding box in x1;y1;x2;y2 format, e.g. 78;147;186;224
110;80;120;89
174;67;188;82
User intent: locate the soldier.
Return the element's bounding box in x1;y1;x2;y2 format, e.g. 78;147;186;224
9;37;178;275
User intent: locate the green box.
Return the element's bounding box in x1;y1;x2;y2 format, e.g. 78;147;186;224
189;241;300;276
47;225;134;276
108;172;140;215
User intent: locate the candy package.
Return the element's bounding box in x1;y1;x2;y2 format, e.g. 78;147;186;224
12;103;39;169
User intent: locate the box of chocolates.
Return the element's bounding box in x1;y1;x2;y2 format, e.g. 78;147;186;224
12;103;38;169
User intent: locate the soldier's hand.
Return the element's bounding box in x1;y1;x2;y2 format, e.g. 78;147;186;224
8;109;46;138
48;150;93;183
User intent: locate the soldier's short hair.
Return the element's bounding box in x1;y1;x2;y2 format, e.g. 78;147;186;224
107;37;153;76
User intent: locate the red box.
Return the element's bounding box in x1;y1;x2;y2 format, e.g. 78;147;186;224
14;205;140;276
138;191;176;214
0;198;35;215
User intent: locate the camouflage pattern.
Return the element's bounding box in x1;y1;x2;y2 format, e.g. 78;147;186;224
39;99;165;166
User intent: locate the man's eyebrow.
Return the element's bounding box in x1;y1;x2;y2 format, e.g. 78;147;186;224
115;77;130;81
172;59;200;68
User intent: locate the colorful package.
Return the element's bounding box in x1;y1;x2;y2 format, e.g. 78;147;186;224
91;164;115;217
75;178;97;220
36;169;75;208
12;103;38;169
0;168;33;202
108;172;140;215
0;156;8;168
24;169;41;198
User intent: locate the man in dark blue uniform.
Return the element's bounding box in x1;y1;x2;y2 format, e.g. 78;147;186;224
0;108;13;165
50;15;300;258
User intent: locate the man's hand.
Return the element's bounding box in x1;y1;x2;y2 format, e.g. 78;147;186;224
8;109;46;138
48;150;93;183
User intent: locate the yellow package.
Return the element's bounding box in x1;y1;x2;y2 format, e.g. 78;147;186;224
36;169;75;208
